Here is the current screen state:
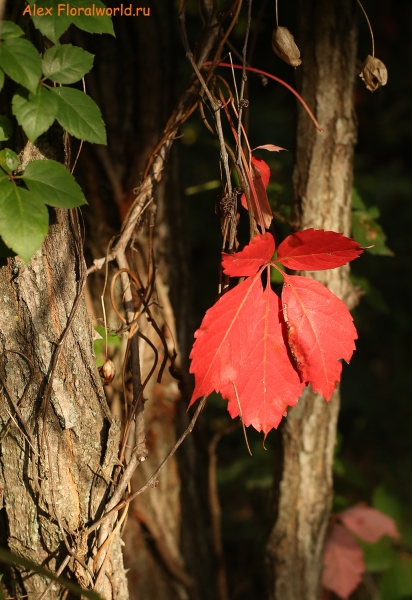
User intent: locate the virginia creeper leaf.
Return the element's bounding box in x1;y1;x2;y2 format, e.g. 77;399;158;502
322;523;365;600
29;0;73;43
276;229;363;270
0;116;13;141
339;505;400;543
220;282;304;435
240;156;272;229
0;38;42;94
0;21;24;40
282;275;357;399
252;144;285;152
0;174;48;262
42;44;94;84
12;86;58;142
222;232;275;277
22;160;87;208
51;87;106;144
70;0;115;37
380;556;412;600
189;275;263;404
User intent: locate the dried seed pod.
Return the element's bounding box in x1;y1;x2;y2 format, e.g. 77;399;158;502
272;26;302;68
360;55;388;92
99;359;116;385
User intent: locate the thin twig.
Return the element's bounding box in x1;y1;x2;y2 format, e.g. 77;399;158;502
355;0;375;57
86;395;208;535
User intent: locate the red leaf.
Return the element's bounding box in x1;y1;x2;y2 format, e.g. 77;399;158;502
282;275;357;400
222;233;275;277
220;282;304;435
189;274;263;405
252;144;286;152
240;157;272;229
339;505;400;543
276;229;363;270
323;523;365;600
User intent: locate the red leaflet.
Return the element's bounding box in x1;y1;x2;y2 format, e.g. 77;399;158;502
339;505;400;543
276;229;363;270
322;523;365;600
282;275;357;400
220;282;304;435
222;233;275;277
240;157;272;229
189;275;263;405
252;144;286;152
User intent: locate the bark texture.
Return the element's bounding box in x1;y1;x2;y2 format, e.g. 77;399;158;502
266;1;359;598
0;146;128;598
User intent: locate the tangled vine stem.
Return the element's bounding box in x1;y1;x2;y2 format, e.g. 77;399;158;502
204;61;323;132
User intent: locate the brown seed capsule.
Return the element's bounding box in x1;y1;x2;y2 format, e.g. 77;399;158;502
272;26;302;68
100;359;115;385
360;55;388;92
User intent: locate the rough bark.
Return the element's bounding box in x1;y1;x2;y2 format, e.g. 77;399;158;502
0;144;128;598
266;1;359;598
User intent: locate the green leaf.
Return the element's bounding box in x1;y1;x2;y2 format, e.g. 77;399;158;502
0;38;42;94
51;86;106;144
360;537;397;573
29;0;73;43
380;556;412;600
42;44;94;84
0;174;48;262
0;547;102;599
0;21;24;40
0;69;4;92
12;86;58;142
0;149;19;172
22;159;87;208
352;188;393;256
70;0;115;36
0;116;13;141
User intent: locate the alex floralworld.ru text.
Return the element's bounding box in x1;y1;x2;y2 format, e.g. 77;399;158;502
23;4;150;17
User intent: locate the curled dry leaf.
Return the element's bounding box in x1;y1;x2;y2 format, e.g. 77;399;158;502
272;26;302;68
360;55;388;92
100;359;116;385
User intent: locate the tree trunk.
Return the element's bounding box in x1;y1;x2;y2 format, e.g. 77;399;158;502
0;146;128;598
266;1;359;598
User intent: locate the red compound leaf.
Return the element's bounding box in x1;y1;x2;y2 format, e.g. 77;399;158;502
281;275;357;400
222;232;275;277
276;229;363;270
339;505;400;543
322;523;365;600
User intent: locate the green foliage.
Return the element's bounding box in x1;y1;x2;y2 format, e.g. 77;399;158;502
12;86;59;142
0;173;48;262
380;557;412;600
0;38;42;94
0;6;110;262
28;0;115;42
0;21;24;40
352;188;393;256
42;43;94;84
21;160;87;208
50;87;106;144
0;116;12;141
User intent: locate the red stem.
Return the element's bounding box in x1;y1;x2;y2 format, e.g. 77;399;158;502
203;61;323;132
